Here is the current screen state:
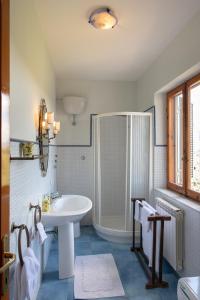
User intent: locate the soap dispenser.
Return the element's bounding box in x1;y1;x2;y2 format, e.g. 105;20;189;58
42;194;50;212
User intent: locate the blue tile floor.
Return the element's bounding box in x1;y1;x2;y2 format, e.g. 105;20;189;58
37;226;178;300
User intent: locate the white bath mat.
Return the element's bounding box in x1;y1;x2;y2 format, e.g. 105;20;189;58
74;254;125;299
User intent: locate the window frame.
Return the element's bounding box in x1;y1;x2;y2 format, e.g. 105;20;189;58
186;73;200;201
167;73;200;202
167;84;186;195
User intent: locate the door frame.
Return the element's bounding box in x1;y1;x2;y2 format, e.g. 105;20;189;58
0;0;10;299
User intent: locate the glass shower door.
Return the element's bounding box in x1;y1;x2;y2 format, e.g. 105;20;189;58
98;115;129;230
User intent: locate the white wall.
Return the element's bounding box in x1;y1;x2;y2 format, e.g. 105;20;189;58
10;1;57;298
56;79;136;145
135;10;200;277
10;0;55;140
136;10;200;111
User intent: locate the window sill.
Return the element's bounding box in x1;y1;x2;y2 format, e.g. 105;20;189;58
155;188;200;213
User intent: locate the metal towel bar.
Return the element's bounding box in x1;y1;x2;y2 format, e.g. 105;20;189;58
11;223;30;266
30;203;42;231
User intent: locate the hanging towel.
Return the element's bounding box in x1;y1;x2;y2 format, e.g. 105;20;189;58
142;201;157;214
135;200;142;223
20;247;40;300
141;206;154;267
14;247;40;300
36;222;47;244
142;202;161;272
14;261;22;300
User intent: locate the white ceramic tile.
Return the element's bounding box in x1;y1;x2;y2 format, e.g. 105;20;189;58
10;141;57;298
56;147;93;224
154;146;167;189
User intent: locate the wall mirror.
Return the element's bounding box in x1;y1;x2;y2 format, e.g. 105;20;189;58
38;99;49;177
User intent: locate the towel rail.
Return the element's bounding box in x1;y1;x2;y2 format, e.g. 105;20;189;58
130;198;171;289
30;203;42;231
131;198;145;251
11;223;30;266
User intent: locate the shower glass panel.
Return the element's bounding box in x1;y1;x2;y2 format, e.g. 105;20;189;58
131;115;150;200
99;115;128;230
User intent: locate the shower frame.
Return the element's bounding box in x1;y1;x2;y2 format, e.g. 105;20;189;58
93;112;153;243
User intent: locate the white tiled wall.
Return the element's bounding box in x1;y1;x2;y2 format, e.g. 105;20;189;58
10;141;57;299
153;146;167;189
56;146;93;224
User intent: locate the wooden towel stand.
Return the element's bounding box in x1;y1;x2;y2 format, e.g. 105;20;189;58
130;198;171;289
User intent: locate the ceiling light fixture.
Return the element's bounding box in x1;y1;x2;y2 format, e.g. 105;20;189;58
88;7;118;30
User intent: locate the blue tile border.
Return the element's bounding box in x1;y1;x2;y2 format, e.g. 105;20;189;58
10;114;97;148
11;107;167;148
54;113;97;147
144;105;167;147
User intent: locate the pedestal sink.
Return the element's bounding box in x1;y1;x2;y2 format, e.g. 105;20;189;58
42;195;92;279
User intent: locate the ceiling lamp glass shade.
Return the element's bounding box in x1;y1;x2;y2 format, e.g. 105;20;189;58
89;8;118;30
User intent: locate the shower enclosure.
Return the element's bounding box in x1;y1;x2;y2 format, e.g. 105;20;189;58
93;112;152;243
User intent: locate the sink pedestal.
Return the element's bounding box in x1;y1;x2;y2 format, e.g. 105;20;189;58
58;222;74;279
42;195;92;279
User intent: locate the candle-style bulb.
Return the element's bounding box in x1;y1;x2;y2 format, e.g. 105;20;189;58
55;121;60;132
47;112;54;124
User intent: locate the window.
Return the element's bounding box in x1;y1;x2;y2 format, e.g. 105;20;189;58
186;75;200;199
167;73;200;201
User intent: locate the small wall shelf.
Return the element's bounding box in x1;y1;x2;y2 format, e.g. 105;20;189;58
10;155;41;161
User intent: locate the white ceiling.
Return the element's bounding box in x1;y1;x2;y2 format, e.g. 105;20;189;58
34;0;200;81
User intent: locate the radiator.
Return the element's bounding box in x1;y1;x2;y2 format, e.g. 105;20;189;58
156;197;184;271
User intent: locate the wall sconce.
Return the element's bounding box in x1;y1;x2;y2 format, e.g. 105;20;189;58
62;96;86;126
38;99;61;143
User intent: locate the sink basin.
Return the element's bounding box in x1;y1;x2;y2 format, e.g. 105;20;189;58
42;195;92;226
42;195;92;279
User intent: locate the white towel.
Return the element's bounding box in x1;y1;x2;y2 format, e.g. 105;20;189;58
142;201;157;214
135;200;142;223
36;222;47;244
14;247;40;300
14;261;22;300
141;206;154;267
21;247;40;299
